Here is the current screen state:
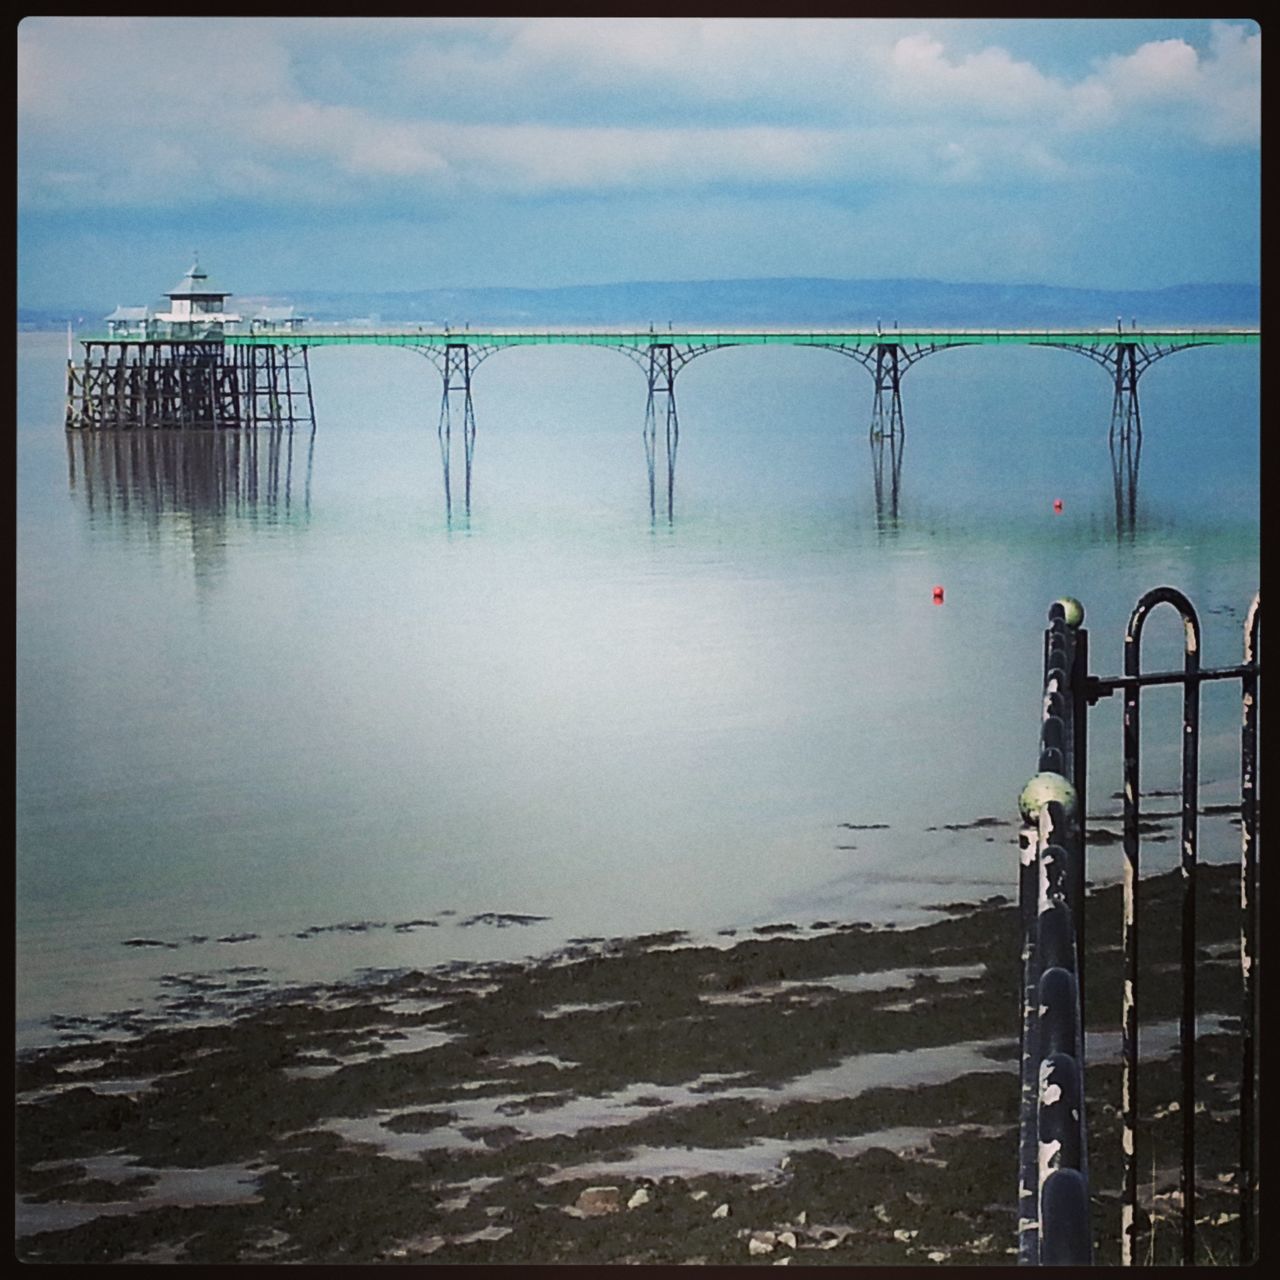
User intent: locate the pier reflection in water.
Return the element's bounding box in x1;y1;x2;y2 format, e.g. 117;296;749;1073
865;402;1142;541
870;425;904;533
1110;430;1141;537
66;425;313;536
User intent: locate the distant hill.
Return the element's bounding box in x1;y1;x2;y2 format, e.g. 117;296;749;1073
20;277;1260;332
285;278;1260;329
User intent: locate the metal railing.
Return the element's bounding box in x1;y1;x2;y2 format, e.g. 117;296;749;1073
1018;599;1092;1265
1017;589;1261;1266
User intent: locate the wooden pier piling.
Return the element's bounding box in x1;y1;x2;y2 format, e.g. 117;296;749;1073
65;339;314;432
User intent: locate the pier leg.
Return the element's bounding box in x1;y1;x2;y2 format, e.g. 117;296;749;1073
644;345;678;522
870;344;905;524
1109;345;1142;536
302;348;317;438
870;425;903;528
438;386;453;522
439;344;476;521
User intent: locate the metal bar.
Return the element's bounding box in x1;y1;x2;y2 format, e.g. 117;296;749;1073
1018;822;1041;1265
1087;663;1259;699
1072;625;1089;1024
302;347;317;435
281;343;295;430
438;348;457;521
1179;612;1201;1263
1120;610;1141;1267
1037;806;1091;1265
463;365;477;517
1118;586;1202;1265
1239;593;1261;1263
1019;599;1091;1266
643;345;677;523
643;372;657;522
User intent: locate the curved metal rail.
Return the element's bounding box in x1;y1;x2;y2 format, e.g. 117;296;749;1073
1019;590;1262;1265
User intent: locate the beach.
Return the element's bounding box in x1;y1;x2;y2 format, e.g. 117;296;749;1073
16;856;1248;1266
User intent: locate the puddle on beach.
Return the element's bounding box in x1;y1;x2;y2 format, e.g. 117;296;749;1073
281;1024;460;1079
699;963;987;1006
308;1006;1228;1177
541;1122;1010;1185
18;1075;162;1105
16;1156;265;1238
312;1035;1012;1164
540;1000;628;1019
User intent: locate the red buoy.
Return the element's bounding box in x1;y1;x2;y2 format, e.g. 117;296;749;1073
932;585;945;604
1053;498;1064;514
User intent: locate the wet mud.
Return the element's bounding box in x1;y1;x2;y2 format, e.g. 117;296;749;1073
16;862;1250;1265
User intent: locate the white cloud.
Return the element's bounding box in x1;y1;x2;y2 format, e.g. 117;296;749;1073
1102;37;1200;98
16;17;1259;219
1089;22;1259;143
885;32;1060;118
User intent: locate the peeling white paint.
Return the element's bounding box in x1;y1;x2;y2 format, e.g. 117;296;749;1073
1038;1138;1062;1182
1243;594;1260;661
1041;1082;1063;1106
1122;1127;1134;1156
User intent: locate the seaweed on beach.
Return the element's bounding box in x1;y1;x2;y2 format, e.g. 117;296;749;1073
16;862;1250;1266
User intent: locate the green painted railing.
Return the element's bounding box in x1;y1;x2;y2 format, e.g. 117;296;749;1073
77;326;1259;351
218;327;1259;350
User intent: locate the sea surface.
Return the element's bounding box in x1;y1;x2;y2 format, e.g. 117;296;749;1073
15;330;1259;1048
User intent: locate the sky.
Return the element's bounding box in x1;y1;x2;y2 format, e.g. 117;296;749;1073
17;17;1261;308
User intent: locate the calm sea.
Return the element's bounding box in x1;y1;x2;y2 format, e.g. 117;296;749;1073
15;331;1259;1047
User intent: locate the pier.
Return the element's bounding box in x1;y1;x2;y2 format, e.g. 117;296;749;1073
64;263;1259;525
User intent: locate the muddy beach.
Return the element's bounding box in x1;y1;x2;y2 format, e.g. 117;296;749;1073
16;857;1249;1266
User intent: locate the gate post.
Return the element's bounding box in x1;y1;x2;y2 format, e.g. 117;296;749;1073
1239;594;1261;1261
1018;596;1091;1266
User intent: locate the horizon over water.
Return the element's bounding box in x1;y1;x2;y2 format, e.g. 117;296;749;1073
16;330;1259;1049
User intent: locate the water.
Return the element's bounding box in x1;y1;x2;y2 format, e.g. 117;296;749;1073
15;332;1259;1046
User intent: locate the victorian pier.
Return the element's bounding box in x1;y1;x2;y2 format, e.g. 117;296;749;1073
64;260;1260;523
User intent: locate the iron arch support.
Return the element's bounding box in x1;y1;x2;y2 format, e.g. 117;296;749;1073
814;341;971;526
405;342;499;522
610;342;727;523
1045;342;1210;537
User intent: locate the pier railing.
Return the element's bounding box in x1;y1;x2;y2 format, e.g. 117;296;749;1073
1017;590;1261;1265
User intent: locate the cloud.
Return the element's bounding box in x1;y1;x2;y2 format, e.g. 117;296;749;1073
1088;21;1260;143
884;32;1060;118
17;17;1259;220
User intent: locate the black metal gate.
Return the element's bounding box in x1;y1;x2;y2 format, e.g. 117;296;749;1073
1017;588;1260;1266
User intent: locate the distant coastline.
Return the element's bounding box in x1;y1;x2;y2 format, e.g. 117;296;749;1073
18;275;1261;334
